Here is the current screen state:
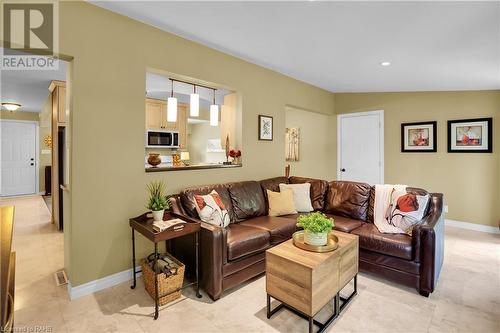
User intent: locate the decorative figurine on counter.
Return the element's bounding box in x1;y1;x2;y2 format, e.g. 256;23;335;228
223;134;232;165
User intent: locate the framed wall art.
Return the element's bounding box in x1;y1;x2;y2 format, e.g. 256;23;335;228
258;115;273;141
448;117;492;153
285;127;299;161
401;121;437;152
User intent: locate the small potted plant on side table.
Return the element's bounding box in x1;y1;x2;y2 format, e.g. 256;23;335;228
297;212;334;246
146;181;169;222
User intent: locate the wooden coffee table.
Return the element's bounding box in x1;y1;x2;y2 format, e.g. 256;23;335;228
266;231;359;333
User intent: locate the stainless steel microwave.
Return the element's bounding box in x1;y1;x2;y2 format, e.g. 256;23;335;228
145;129;179;148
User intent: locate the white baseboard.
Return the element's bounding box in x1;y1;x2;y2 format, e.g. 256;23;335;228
68;266;141;300
445;219;500;234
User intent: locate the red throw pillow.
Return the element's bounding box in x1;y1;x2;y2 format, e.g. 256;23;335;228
396;194;419;212
194;195;206;210
210;192;225;210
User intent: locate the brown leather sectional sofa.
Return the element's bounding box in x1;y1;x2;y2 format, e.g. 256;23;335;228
169;176;444;300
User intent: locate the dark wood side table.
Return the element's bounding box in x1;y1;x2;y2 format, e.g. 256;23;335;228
129;211;202;320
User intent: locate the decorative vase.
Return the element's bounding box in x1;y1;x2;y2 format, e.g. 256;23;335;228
232;157;240;165
152;209;164;222
304;230;328;246
147;153;161;167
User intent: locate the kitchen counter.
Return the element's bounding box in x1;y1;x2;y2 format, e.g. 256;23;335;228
145;163;242;172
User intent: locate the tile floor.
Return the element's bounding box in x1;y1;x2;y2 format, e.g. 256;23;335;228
2;195;499;333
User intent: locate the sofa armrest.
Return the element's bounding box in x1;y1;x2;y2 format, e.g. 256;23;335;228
412;193;445;295
200;221;226;300
172;212;225;300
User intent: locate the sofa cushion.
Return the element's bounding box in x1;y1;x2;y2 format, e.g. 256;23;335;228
325;214;364;233
260;176;289;194
192;190;230;228
226;224;270;261
351;223;413;260
228;181;266;222
325;181;371;221
367;186;430;223
289;176;329;210
367;186;375;223
260;176;289;211
180;183;235;222
239;216;298;245
267;189;297;217
279;183;314;212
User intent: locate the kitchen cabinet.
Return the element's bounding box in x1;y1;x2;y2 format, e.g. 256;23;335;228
145;98;188;148
145;99;163;129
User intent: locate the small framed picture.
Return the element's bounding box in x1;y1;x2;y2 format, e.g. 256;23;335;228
258;115;273;141
448;117;492;153
401;121;437;152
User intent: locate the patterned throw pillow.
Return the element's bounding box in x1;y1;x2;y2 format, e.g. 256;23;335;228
386;192;430;235
192;190;230;228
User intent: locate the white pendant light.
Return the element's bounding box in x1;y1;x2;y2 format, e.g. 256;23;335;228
167;79;177;122
210;89;218;126
190;85;199;117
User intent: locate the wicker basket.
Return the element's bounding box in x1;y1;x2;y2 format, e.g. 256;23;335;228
141;253;185;306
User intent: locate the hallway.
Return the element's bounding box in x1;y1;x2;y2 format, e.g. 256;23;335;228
0;195;65;330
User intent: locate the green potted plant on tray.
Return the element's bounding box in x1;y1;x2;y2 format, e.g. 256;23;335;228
297;212;334;246
146;181;169;222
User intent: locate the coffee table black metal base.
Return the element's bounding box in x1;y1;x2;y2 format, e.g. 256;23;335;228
266;275;357;333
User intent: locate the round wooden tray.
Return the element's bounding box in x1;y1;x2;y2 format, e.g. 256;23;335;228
292;231;339;253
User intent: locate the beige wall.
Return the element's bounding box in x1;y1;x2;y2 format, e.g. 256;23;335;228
0;110;38;121
335;91;500;227
285;106;336;180
58;2;335;286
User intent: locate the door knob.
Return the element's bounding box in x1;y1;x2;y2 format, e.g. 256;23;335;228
340;168;346;172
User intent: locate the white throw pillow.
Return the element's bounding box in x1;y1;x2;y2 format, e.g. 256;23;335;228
192;190;230;228
279;183;314;213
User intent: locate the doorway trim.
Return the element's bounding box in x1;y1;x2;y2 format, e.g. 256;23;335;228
336;110;384;184
0;119;40;196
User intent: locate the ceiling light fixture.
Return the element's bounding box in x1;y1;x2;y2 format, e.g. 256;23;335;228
210;89;219;127
190;85;199;117
380;61;391;67
167;79;177;122
1;103;21;111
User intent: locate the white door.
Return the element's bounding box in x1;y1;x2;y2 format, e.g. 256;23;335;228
337;111;384;185
1;121;38;196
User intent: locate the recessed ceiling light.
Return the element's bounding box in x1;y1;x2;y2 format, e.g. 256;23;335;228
1;102;21;111
380;61;391;67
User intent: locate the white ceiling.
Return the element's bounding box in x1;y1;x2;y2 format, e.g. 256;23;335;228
0;52;67;113
146;72;230;106
93;1;500;93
